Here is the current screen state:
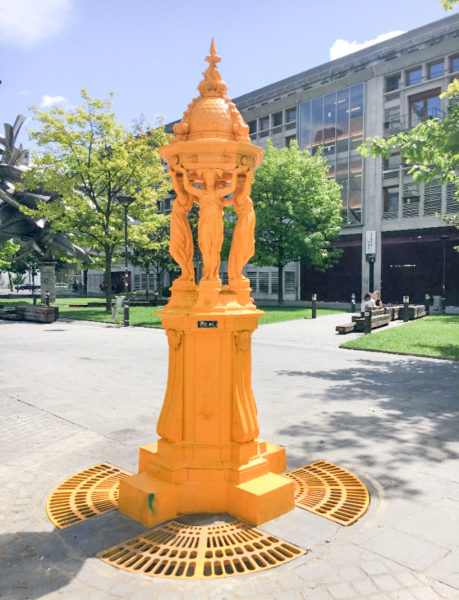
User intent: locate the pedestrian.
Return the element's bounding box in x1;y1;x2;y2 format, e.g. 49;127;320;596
372;290;383;308
361;292;376;312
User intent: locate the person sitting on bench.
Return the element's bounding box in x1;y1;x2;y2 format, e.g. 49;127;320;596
361;292;375;312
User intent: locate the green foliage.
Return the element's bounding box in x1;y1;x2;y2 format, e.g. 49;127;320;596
250;140;343;302
0;240;20;269
22;89;171;309
129;213;177;288
440;0;458;9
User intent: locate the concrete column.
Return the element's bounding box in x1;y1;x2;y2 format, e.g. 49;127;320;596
39;261;56;303
361;76;384;296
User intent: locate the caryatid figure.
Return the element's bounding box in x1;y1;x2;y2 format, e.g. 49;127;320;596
181;169;239;282
168;169;195;283
228;169;256;283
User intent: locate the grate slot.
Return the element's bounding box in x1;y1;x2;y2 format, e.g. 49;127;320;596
285;460;370;526
46;463;132;529
97;519;306;579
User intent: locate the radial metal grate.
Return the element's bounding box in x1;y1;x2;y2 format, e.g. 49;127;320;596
97;519;306;578
285;460;370;526
46;463;132;529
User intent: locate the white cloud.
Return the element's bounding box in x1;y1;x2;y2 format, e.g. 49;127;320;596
330;31;405;61
40;95;68;108
0;0;73;49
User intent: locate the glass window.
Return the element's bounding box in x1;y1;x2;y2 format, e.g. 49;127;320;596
451;55;459;72
259;116;269;130
349;172;362;209
258;272;269;293
384;155;401;170
286;107;297;122
248;120;256;134
386;74;401;92
273;112;283;126
409;89;441;126
336;88;349;154
384;187;399;212
428;60;444;79
311;96;323;152
298;100;311;149
407;67;422;85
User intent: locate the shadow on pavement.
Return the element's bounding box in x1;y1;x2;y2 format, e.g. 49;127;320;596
275;357;459;498
0;511;146;600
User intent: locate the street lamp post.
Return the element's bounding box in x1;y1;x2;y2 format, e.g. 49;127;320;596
440;234;449;313
117;195;135;294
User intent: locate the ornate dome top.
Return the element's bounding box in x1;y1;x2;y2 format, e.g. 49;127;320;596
172;40;250;143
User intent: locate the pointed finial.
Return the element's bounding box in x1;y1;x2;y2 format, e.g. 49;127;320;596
206;38;221;65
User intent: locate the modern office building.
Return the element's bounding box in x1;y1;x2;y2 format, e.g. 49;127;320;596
217;13;458;305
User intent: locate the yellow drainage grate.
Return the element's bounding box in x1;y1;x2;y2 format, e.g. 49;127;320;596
97;519;306;578
285;460;370;526
46;463;131;529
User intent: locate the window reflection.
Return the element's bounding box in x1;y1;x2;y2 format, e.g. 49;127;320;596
298;83;364;223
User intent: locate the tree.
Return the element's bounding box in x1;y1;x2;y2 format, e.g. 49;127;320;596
359;79;459;242
440;0;458;9
0;240;20;289
129;213;177;297
249;140;343;304
23;89;171;311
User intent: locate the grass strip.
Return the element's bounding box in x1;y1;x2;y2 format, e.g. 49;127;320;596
0;297;343;327
340;315;459;360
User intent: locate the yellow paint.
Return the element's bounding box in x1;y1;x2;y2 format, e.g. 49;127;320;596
118;42;294;527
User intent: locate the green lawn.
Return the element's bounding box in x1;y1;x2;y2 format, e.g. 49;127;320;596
340;315;459;360
257;306;342;324
0;297;343;327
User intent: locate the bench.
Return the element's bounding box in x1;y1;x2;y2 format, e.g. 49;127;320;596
0;305;59;323
409;305;427;320
353;308;392;332
335;322;356;334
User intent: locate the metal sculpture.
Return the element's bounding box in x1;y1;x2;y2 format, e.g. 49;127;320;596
0;115;90;300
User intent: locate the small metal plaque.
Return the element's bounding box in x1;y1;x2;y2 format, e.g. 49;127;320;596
198;320;218;329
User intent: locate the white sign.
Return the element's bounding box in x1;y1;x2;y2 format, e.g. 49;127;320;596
365;230;376;255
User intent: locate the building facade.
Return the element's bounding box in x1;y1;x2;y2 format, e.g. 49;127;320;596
226;14;459;305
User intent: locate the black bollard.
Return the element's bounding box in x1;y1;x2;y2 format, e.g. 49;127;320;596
403;295;409;322
33;295;37;306
311;294;317;319
124;300;130;327
364;310;372;335
351;292;356;314
45;292;50;307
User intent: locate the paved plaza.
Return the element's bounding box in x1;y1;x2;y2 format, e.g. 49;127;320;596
1;313;458;600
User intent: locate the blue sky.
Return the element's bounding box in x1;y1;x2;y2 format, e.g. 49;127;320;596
1;0;458;144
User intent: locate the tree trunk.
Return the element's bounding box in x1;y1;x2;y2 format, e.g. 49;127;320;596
277;264;284;306
105;248;112;312
145;266;149;299
83;268;88;296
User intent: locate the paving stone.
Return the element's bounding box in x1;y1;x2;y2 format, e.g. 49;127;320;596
432;580;459;598
364;529;448;571
337;566;365;582
373;574;402;592
327;582;355;600
351;577;378;595
361;560;389;576
410;586;443;600
388;591;416;600
279;574;307;591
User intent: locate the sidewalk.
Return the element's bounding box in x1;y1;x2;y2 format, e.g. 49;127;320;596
1;315;458;599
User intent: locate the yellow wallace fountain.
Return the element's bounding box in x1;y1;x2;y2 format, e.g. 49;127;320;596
117;41;295;527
